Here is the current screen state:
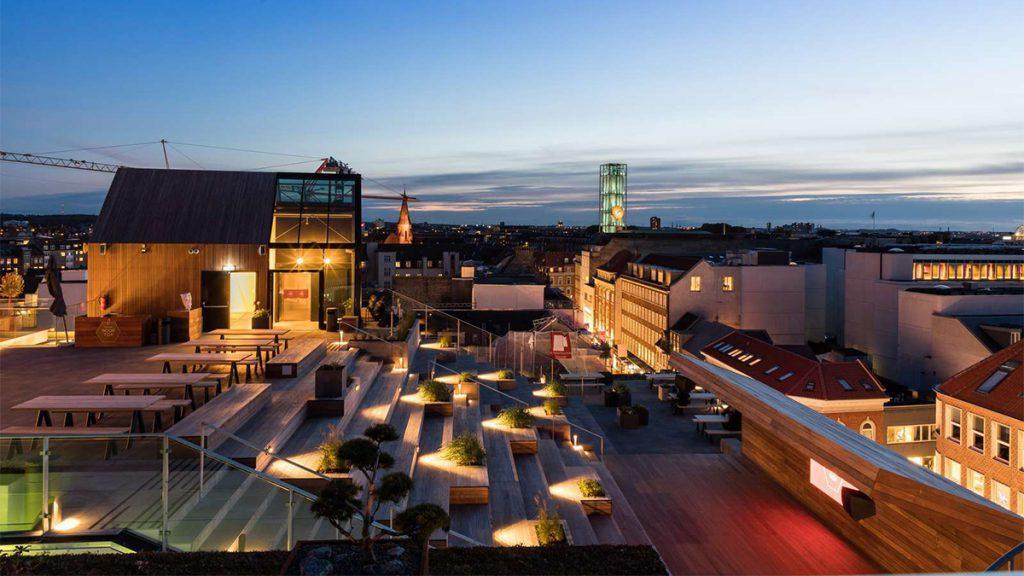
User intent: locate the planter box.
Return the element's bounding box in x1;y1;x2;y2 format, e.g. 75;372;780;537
314;366;346;399
618;408;641;429
581;497;613;516
168;308;202;342
251;316;270;329
436;349;456;363
75;315;152;347
456;380;479;400
424;401;454;417
550;395;568;407
497;378;517;391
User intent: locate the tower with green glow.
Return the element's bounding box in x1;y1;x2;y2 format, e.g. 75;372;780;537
599;163;627;233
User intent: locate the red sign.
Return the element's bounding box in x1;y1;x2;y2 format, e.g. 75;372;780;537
282;289;309;299
550;332;572;359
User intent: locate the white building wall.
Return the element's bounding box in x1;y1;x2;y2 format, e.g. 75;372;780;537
804;263;827;342
472;284;545;310
738;266;806;345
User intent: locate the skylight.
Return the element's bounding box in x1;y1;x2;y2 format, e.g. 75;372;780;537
719;344;733;353
860;380;874;390
749;358;761;366
738;353;754;362
804;381;815;390
837;378;853;391
764;366;779;375
778;372;794;381
728;349;744;357
977;360;1020;394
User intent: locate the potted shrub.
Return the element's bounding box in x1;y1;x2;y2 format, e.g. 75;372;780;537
604;382;631;407
418;379;453;416
459;371;477;383
618;405;642;429
534;497;567;546
543;399;562;416
440;433;486;466
436;333;455;362
251;301;270;329
315;362;346;398
578;478;613;515
635;404;650;426
544;381;568;407
496;368;517;391
316;424;349;474
496;406;535;429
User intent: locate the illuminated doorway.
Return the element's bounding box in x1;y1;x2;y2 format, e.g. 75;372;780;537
229;271;256;329
273;271;320;329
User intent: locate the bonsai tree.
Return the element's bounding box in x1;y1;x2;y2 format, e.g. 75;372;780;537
577;478;605;498
496;406;534;429
417;379;452;403
311;424;412;562
394;503;449;576
534;496;566;546
544;380;567;397
497;369;514;380
543;399;562;416
440;433;486;466
458;371;476;383
0;272;24;306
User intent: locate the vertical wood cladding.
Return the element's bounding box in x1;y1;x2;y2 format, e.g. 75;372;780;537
86;243;268;318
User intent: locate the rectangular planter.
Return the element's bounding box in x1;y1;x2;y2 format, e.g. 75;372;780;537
618;408;641;429
424;401;454;417
456;380;479;400
314;367;346;398
550;395;568;407
497;378;517;391
581;497;613;516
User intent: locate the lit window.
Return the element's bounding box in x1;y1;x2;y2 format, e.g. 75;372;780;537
966;469;985;496
993;423;1010;463
942;458;961;483
722;276;734;292
837;378;853;391
970;415;985;452
991;480;1011;510
690;276;701;292
859;420;875;441
886;424;935;444
948;406;961;442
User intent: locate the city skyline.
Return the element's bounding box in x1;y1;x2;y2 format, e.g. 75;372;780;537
2;0;1022;230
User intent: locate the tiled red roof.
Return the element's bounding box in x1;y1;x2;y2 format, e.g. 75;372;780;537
702;332;888;401
936;340;1023;421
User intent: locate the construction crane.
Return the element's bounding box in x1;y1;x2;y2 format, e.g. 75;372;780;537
0;150;121;173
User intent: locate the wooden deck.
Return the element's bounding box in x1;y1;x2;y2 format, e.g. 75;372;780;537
604;453;879;575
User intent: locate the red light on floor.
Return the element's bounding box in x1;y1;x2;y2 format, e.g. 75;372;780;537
809;458;855;505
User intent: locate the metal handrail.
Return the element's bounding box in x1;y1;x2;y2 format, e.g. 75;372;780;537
200;420;331;481
339;320;406;355
987;541;1024;571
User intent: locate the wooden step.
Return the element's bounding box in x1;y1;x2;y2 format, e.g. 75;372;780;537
165;383;271;450
536;439;598;546
450;399;488;505
484;420;534;546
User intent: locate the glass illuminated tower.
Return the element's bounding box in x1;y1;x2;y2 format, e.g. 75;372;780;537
599;163;627;233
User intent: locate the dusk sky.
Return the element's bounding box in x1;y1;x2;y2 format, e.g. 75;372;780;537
1;0;1021;230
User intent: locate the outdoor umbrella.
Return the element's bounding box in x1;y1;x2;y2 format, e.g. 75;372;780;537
44;255;69;342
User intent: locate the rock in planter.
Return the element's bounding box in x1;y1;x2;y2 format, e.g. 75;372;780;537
315;364;347;398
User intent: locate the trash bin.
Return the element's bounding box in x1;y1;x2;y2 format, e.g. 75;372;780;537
326;307;339;332
158;318;171;345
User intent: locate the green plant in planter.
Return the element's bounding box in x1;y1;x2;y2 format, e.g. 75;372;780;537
534;496;566;546
459;371;476;383
543;399;562;415
394;503;450;576
312;424;412;562
438;334;453;348
316;424;348;473
497;369;514;380
496;406;534;429
577;478;606;498
610;382;630;395
418;379;452;403
544;381;567;397
440;433;486;466
251;305;269;320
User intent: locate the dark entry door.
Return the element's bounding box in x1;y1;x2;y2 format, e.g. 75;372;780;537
201;271;231;331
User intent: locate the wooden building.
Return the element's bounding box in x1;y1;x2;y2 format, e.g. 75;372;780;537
87;167;361;332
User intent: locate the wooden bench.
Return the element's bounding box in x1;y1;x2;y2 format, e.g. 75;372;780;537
114;380;222;407
704;428;742;444
505;424;539;455
151;399;193;430
1;426;130;459
450;400;489;505
265;338;326;379
165;383;272;450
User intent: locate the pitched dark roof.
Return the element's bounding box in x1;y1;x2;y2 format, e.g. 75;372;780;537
637;253;702;271
937;340;1023;421
91;168;278;244
595;249;634;274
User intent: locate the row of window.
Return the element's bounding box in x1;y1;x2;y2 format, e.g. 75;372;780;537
942;457;1021;513
947;406;1017;466
689;275;734;292
620;279;668;307
913;260;1023;281
886;424;937;444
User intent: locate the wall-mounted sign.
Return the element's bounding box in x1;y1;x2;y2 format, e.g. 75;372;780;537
809;458;855;506
282;289;309;299
551;332;572;359
95;317;121;344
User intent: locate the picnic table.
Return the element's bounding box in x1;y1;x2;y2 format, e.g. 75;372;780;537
693;414;729;434
84;372;223;409
146;352;253;385
187;337;279;370
12;395;166;433
690;391;717;403
208;328;292;349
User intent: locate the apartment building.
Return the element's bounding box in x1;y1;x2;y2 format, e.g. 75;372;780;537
591;250;633;344
935;340;1023;515
828;245;1023;384
702;331;889;440
367;243;461;289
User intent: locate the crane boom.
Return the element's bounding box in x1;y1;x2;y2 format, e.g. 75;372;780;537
0;150;121;173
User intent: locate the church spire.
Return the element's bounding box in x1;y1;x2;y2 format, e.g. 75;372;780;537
396;188;413;244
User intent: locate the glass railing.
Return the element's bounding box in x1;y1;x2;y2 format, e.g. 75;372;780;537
0;433;337;552
0;301;86;346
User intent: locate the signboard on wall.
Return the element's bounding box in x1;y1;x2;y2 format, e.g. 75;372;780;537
282;289;309;299
551;332;572;359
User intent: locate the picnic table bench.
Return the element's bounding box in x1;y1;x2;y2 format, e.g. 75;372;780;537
146;352;255;385
187;337;279;372
693;414;729;434
84;372;224;409
11;395;169;446
208;328;292;348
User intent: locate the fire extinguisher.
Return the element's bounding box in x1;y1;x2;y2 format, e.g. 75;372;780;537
99;294;108;313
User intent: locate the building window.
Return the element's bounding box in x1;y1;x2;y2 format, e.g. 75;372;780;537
690;276;701;292
942;458;961;483
722;276;734;292
947;406;961;443
859;420;876;441
966;469;985;496
887;424;935;444
970;415;985;452
993;423;1011;463
991;480;1011;510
